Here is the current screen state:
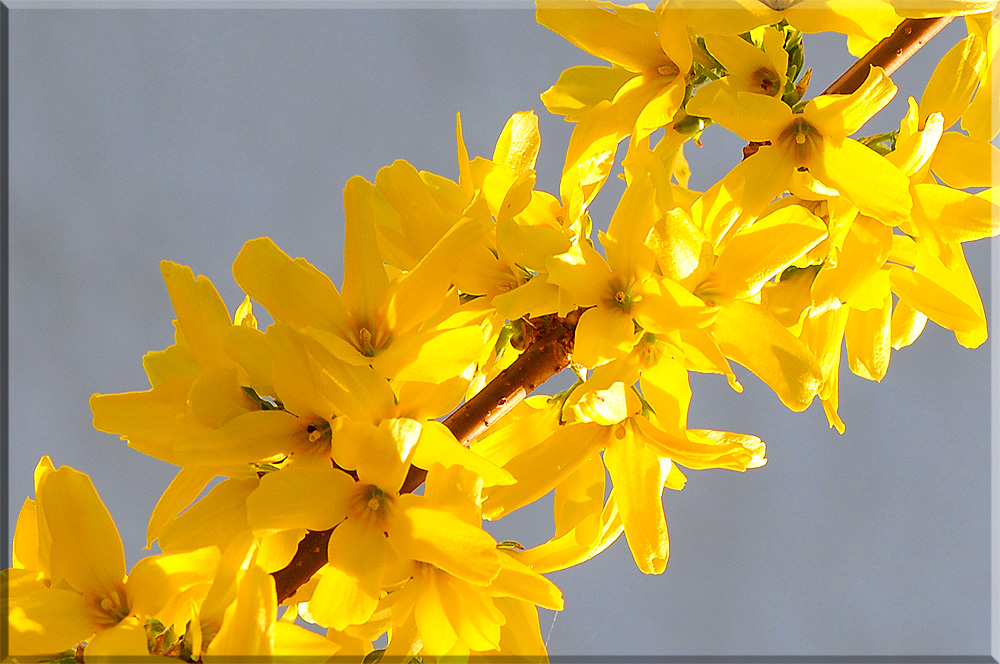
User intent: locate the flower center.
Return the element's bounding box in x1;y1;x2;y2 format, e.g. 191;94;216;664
90;586;130;630
778;117;822;165
354;320;392;358
350;484;393;530
303;419;332;451
751;67;780;95
657;61;680;79
602;276;636;314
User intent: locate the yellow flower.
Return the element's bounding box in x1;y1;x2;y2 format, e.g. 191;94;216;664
234;175;487;385
7;457;219;659
376;465;563;660
537;0;696;208
697;27;789;100
687;66;912;225
476;371;765;575
246;426;503;632
546;174;715;368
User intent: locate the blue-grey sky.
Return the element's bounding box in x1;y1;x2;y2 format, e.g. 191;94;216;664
7;5;996;657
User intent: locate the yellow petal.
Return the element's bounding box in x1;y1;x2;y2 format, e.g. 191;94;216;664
174;409;304;466
373;324;486;385
703;33;784;97
272;620;342;658
845;291;892;381
920;32;986;130
13;497;41;572
437;574;504;652
514;491;623;574
639;419;765;471
232;237;350;337
712;301;822;412
411;421;516;488
341;175;391;324
811;214;893;309
702;203;827;303
553;452;606;541
8;588;96;657
160;261;233;369
637;356;690;434
810;136;911;225
911;182;1000;243
888;263;983;334
572;305;638;368
494;111;541;175
309;518;390;630
389;216;483;334
490;597;550;658
156;478;256;554
205;566;276;658
413;571;460;655
888;106;943;178
187;365;255;429
481;421;607;522
540;64;635;119
36;465;125;599
125;546;221;621
890;298;928;350
930;131;999;189
390;496;501;585
604;174;657;276
804;66;896;136
602;427;669;574
566;380;631;426
246;464;354;534
536;1;663;72
84;619;149;661
90;375;190;437
687;88;792;142
146;466;216;549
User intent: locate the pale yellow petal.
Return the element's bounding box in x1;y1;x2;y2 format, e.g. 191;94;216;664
712;301;822;411
205;566;276;658
804;66;896;136
160;261;233;368
146;467;217;549
603;428;669;574
390;495;501;585
232;237;350;336
845;291;892;381
85;617;153;661
8;588;96;657
930;131;999;189
36;465;125;599
246;464;354;534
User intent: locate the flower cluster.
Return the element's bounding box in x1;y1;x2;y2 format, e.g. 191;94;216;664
6;1;996;661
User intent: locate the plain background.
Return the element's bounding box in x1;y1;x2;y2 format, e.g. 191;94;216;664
6;4;996;657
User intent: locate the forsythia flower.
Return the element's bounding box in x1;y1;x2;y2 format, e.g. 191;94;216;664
687;66;912;226
7;457;219;659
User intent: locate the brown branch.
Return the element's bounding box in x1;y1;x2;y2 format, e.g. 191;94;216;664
272;311;579;604
823;16;953;96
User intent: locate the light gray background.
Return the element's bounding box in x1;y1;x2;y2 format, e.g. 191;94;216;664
6;4;996;657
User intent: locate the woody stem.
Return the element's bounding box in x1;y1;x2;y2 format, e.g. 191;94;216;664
823;16;953;95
